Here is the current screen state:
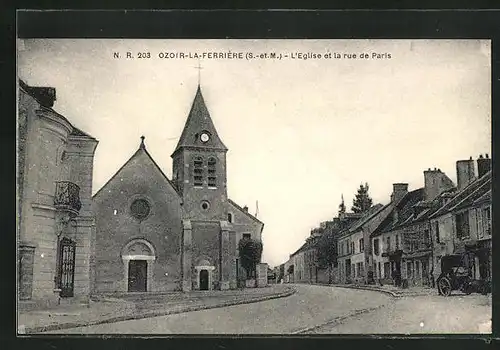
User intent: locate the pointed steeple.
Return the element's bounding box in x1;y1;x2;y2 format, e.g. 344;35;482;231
339;194;346;215
172;85;227;156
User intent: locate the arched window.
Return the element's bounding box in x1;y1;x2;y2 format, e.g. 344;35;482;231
193;156;204;187
207;157;217;188
227;212;233;223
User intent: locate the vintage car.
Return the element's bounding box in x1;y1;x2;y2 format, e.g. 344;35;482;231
436;254;490;296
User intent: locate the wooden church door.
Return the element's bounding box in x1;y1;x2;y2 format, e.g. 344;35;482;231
128;260;147;292
199;269;209;290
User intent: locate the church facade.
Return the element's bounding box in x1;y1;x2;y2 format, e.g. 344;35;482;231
92;86;264;293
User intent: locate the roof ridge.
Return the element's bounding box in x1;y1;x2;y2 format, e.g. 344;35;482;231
430;172;491;218
93;145;181;199
227;198;263;225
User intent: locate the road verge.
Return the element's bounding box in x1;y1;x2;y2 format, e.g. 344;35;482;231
20;286;297;334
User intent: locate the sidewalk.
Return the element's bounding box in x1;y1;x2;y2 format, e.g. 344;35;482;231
18;285;296;334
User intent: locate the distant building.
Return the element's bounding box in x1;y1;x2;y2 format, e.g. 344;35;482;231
17;80;98;309
284;155;491;291
284;256;294;283
337;205;393;285
278;263;285;283
334;212;363;284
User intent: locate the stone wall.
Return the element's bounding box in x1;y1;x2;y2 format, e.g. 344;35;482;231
175;149;228;221
191;221;222;289
256;263;268;287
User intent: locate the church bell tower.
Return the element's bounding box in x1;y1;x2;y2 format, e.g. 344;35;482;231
171;85;228;221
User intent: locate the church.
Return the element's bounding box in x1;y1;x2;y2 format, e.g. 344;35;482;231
91;85;264;293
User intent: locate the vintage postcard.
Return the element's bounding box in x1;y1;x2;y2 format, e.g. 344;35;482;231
17;39;491;335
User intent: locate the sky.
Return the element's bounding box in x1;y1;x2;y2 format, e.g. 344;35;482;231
17;39;491;268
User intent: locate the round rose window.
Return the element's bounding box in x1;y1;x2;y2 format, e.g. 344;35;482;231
130;198;151;220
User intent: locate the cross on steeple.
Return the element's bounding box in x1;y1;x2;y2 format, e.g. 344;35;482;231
194;60;203;85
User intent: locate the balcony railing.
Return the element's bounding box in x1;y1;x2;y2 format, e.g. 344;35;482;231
54;181;82;215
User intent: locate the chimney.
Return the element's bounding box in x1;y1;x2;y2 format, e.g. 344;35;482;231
424;168;455;201
243;205;248;212
477;154;491;178
391;183;408;203
456;157;476;191
23;82;57;108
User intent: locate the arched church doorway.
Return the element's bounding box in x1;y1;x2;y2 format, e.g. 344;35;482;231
122;239;156;293
199;269;209;290
194;259;215;290
128;260;147;292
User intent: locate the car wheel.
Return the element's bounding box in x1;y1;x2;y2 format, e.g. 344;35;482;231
438;277;452;297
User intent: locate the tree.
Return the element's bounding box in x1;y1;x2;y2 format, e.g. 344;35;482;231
351;182;373;213
316;229;337;283
238;238;263;279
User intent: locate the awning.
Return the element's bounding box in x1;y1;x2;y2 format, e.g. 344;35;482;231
402;250;432;260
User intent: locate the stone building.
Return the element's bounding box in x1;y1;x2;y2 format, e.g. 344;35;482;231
288;243;307;283
373;188;424;285
336;205;392;285
91;85;263;293
335;212;363;284
372;169;455;287
287;218;344;285
314;220;342;284
283;255;295;283
429;155;491;284
17;80;98;309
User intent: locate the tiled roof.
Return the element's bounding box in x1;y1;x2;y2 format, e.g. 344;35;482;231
227;199;264;225
394;187;457;228
473;189;491;206
93;141;182;199
348;204;385;232
374;188;425;234
290;242;308;257
430;171;491;218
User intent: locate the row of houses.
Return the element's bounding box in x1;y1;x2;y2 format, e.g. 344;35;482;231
282;156;492;289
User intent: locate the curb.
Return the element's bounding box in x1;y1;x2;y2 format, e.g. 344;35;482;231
311;283;435;298
22;287;297;334
326;284;400;297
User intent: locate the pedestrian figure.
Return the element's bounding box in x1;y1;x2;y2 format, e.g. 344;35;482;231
396;271;402;287
429;267;435;288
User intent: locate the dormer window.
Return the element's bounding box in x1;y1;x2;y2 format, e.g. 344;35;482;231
193;156;204;187
207;157;217;188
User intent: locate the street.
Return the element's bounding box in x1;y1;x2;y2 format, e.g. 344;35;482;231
48;284;491;334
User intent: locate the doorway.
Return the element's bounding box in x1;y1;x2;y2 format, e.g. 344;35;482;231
200;269;209;290
345;259;351;282
58;238;76;297
128;260;147;292
422;259;429;285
